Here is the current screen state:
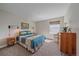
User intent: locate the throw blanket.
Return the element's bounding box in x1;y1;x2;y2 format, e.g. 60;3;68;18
31;35;46;49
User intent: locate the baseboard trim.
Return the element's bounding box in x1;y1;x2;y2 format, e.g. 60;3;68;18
0;44;7;48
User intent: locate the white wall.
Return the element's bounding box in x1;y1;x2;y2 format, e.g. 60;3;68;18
36;20;49;35
0;10;36;48
64;3;79;55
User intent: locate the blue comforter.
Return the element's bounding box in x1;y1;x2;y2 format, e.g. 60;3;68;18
31;35;46;49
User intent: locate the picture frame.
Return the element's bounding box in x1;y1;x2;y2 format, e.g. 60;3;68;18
21;22;29;29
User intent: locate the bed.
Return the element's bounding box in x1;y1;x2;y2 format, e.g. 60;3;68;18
18;31;46;53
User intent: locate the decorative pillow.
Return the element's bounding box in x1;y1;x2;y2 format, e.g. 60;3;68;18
19;31;32;36
19;31;28;36
27;31;32;35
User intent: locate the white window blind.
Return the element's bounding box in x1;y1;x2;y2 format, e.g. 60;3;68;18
49;24;60;34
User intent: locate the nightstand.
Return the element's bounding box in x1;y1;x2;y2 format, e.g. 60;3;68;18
7;36;16;46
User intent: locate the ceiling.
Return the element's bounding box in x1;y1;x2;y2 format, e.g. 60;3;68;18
0;3;70;22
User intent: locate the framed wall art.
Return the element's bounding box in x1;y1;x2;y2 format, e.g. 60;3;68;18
21;22;29;29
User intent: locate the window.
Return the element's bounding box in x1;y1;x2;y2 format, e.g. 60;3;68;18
49;24;60;34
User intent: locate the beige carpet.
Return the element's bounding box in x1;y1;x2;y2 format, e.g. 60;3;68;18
0;44;32;56
0;39;62;56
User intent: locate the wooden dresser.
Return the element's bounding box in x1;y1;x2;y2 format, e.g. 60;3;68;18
7;36;16;46
60;32;76;56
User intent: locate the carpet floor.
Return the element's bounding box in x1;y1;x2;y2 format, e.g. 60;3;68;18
0;44;32;56
0;39;62;56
